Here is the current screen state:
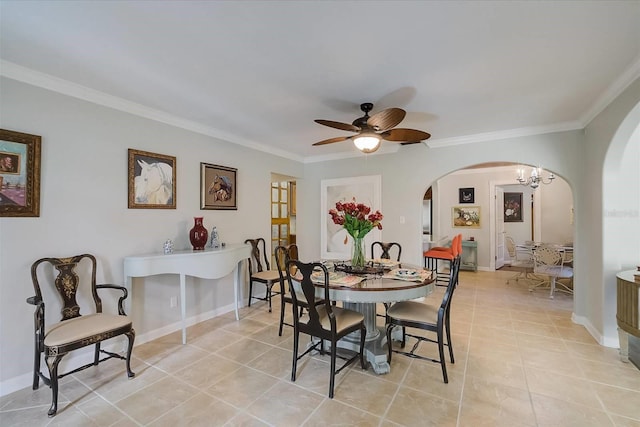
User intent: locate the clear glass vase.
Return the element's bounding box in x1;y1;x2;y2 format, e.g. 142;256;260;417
351;235;366;268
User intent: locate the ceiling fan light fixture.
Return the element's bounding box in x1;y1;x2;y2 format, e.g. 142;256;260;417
353;133;381;153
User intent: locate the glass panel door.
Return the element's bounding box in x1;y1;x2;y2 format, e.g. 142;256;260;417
271;181;291;264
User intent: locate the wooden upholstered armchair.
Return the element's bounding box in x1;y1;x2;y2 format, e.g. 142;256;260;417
28;254;135;417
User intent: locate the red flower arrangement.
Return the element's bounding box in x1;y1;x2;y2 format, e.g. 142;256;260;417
329;198;383;241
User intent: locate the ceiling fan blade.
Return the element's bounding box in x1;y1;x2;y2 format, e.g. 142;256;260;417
312;136;352;146
314;119;360;132
367;108;406;131
381;128;431;142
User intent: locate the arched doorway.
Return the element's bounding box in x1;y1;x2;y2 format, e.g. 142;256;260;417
422;162;574;272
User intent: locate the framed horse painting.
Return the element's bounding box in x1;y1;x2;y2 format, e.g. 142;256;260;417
128;149;176;209
200;163;237;210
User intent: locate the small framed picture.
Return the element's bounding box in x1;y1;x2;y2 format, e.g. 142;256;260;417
201;163;237;210
0;129;41;217
504;192;523;222
459;187;474;204
128;149;176;209
452;206;481;228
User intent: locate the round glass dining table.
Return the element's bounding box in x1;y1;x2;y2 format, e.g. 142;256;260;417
310;263;436;374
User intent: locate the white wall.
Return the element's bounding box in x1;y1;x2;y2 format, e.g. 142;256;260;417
596;77;640;345
0;78;303;392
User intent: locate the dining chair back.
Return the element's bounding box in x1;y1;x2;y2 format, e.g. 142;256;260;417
245;238;282;312
28;254;135;417
285;259;366;398
274;243;299;336
386;255;461;383
371;241;402;261
532;244;573;298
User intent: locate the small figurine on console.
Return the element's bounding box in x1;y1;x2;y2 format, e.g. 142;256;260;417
209;227;220;249
163;239;174;254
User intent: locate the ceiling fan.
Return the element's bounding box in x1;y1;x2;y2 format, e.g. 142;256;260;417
313;102;431;153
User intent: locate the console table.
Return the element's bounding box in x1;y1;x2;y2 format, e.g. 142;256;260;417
617;269;640;368
461;240;478;271
124;243;250;344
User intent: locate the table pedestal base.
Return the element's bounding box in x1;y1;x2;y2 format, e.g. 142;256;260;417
338;326;390;374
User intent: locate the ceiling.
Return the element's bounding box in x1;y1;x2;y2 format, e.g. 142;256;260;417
1;1;639;162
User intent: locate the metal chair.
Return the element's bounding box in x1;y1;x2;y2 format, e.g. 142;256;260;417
285;260;366;398
245;238;282;312
371;241;402;261
385;255;461;383
28;254;135;417
505;236;542;285
531;244;574;298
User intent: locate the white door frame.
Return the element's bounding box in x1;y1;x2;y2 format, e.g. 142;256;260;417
495;186;506;269
489;180;542;270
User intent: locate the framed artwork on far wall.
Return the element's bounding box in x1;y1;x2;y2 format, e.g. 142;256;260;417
459;187;475;203
128;149;176;209
200;163;237;210
0;129;41;217
320;175;382;260
452;206;481;228
504;192;523;222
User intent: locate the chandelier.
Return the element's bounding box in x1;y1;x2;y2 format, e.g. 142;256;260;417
516;166;555;189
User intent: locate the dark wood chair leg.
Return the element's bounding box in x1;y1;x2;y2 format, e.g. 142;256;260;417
359;326;366;369
291;329;299;382
386;324;394;363
126;330;136;378
46;354;64;417
437;325;448;384
329;342;337;398
32;336;41;390
445;314;454;363
94;342;101;365
248;281;254;307
278;298;286;336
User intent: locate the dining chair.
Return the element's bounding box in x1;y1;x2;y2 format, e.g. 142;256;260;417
385;255;461;383
244;238;282;312
274;243;300;336
423;234;462;286
532;244;574;298
28;254;135;417
504;236;541;285
371;241;402;261
285;260;366;398
371;241;402;319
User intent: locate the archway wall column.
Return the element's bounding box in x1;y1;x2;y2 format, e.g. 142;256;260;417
587;76;640;347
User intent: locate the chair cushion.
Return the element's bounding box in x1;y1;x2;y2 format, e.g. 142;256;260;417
423;249;455;261
252;270;280;282
44;313;132;347
317;306;364;333
429;246;451;253
387;300;439;324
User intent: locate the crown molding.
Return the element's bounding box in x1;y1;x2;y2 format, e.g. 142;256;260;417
3;57;638;163
579;54;640;127
426;121;584;149
0;61;304;163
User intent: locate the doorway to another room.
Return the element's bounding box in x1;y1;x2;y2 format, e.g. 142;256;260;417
270;175;296;264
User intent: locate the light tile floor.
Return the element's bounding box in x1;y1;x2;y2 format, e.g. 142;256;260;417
2;270;640;426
